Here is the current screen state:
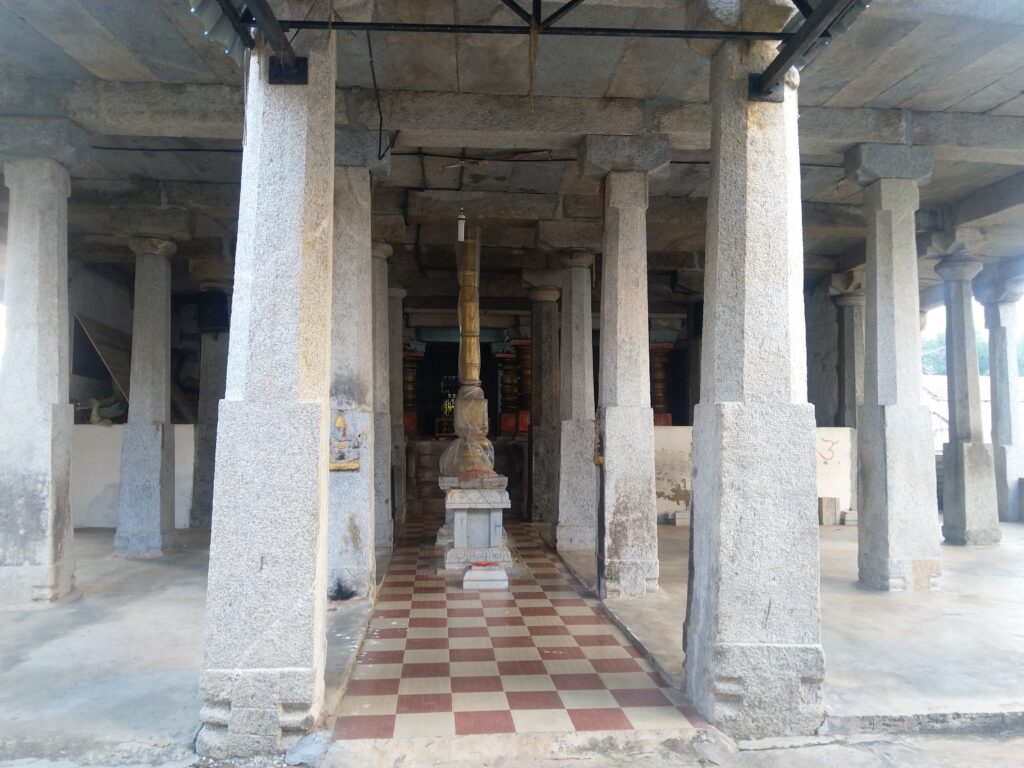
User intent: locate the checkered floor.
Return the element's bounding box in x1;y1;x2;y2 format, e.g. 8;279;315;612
331;510;696;740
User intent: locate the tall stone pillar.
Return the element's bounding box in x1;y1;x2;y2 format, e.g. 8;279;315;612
114;237;177;556
976;274;1024;523
684;32;824;737
556;252;598;551
198;34;336;758
937;253;999;544
514;337;532;434
529;286;561;524
846;143;942;589
191;291;230;529
327;165;376;599
0;155;75;607
372;243;394;553
830;267;866;429
580;134;666;597
389;286;407;531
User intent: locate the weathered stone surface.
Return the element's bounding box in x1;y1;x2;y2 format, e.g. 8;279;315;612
115;241;175;558
0;158;74;608
530;288;560;524
598;171;658;597
389;286;407;530
937;254;999;545
579;134;670;178
192;328;229;529
855;174;942;589
372;243;393;552
328;166;376;599
335;128;391;175
844;143;934;186
198;36;336;759
110;206;194;242
556;419;598;551
0;117;91;170
686;40;823;739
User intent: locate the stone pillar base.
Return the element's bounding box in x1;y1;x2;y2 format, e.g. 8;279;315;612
328;410;375;600
688;642;824;740
600;406;658;597
114;421;175;558
0;561;76;609
197;666;322;759
858;403;942;590
942;441;1000;545
994;444;1024;523
556;418;598;552
442;489;512;571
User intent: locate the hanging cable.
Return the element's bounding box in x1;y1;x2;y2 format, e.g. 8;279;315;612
367;30;397;161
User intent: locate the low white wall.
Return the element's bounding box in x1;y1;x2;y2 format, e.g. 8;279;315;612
71;424;195;529
653;425;857;524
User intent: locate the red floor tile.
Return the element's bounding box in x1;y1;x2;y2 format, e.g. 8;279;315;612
402;662;450;678
497;660;547;676
528;625;570;636
551;673;605;690
454;710;516;735
491;635;535;648
450;648;496;662
333;714;396;740
411;600;447;609
486;616;526;626
449;626;489;638
482;598;517;608
396;693;453;714
447;593;480;601
574;634;619;646
520;606;557;616
567;708;632;731
611;688;673;707
447;607;485;618
506;691;564;710
358;650;405;665
451;675;504;693
590;658;643;674
344;678;401;697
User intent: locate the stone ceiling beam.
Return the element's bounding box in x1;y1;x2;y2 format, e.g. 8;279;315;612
954;171;1024;230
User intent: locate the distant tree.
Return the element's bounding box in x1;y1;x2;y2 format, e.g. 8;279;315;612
922;335;946;375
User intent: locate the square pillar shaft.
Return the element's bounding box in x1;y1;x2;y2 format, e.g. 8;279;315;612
938;255;999;544
198;36;336;759
115;239;175;557
0;158;74;607
557;253;598;551
598;170;658;597
849;151;942;590
835;295;865;429
327;165;376;598
985;301;1024;522
530;288;561;524
389;287;407;530
191;327;229;528
686;40;823;739
372;244;393;552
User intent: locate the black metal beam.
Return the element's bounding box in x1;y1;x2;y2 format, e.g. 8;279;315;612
751;0;853;100
497;0;532;24
213;0;255;48
533;0;542;24
791;0;816;18
246;0;297;64
541;0;587;29
279;19;790;41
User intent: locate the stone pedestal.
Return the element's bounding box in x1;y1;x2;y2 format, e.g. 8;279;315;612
938;254;999;545
557;252;598;551
846;145;941;589
198;35;336;759
327;165;376;599
982;298;1024;522
115;238;176;558
0;158;74;608
685;38;823;739
443;488;513;573
529;287;560;524
372;243;394;553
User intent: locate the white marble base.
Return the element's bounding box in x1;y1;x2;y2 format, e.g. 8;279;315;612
463;563;509;590
442;487;513;571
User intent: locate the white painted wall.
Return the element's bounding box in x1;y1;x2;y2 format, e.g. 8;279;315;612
653;425;857;523
71;424;195;529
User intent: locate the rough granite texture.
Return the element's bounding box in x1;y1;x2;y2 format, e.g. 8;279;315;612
578;133;670;178
530;291;560;523
937;256;999;545
686;40;824;739
198;36;336;759
191;329;229;528
115;245;175;558
372;244;393;552
0;158;74;607
328;165;376;599
851;171;942;589
389;287;407;529
984;301;1024;522
597;170;658;597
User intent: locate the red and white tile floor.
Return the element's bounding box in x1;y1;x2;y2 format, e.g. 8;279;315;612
331;514;698;740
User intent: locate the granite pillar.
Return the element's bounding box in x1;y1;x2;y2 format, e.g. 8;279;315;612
114;237;176;557
191;319;229;529
372;243;394;553
846;143;942;589
198;34;336;758
937;254;999;545
389;286;407;531
327;165;376;599
0;158;74;607
977;280;1024;523
685;37;823;738
529;286;560;525
556;252;598;551
831;271;866;430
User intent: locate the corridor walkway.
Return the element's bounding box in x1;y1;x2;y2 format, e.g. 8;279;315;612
331;513;697;740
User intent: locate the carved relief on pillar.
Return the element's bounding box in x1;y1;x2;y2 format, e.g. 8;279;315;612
650;342;673;426
403;340;425;435
512;338;532;434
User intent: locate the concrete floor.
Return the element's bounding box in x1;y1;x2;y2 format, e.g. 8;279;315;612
601;522;1024;726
